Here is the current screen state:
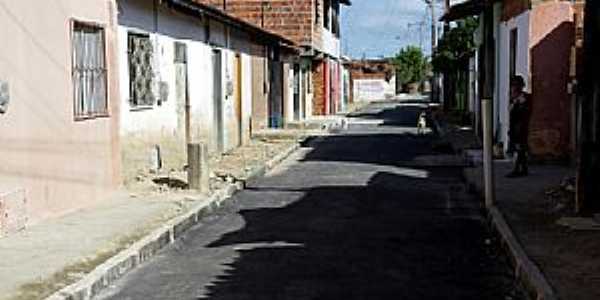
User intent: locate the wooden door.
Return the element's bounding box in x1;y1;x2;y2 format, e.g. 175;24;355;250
234;54;243;146
174;42;190;145
212;50;224;153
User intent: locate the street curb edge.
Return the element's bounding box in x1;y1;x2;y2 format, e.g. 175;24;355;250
44;137;313;300
488;206;558;300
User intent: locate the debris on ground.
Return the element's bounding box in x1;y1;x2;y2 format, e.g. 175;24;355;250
123;137;300;197
543;175;576;215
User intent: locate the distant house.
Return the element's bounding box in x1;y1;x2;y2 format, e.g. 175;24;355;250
116;0;295;183
345;59;396;102
0;0;121;229
193;0;352;123
444;0;582;159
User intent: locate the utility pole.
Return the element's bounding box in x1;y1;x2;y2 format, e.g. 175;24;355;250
424;0;437;53
481;4;496;208
441;0;450;109
407;22;426;51
424;0;439;102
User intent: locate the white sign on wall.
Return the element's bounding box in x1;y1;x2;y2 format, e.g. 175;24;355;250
354;79;394;101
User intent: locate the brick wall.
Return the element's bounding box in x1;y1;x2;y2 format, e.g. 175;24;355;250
312;60;326;115
346;60;395;81
312;0;324;51
194;0;315;47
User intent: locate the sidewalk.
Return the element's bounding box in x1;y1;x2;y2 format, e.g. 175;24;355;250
465;162;600;300
0;193;208;300
0;132;316;300
433;111;600;300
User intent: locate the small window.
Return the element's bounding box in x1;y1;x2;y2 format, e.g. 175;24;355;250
72;22;108;119
324;0;331;30
332;1;340;37
128;33;155;107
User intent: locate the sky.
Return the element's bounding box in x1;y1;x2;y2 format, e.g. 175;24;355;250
341;0;445;59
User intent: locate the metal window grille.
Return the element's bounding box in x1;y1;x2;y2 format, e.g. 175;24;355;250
72;22;107;118
128;33;156;107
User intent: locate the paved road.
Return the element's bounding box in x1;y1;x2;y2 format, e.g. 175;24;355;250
98;101;524;300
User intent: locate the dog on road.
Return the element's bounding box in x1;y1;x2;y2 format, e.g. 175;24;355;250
417;111;427;135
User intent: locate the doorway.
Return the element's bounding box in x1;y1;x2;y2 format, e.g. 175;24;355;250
301;67;308;120
293;64;300;121
234;53;243;146
174;42;190;146
212;49;224;153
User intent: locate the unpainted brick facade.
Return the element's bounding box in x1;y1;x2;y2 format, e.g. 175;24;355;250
194;0;316;48
195;0;347;117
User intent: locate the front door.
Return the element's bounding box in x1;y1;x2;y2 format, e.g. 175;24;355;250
234;54;243;146
268;60;284;128
174;42;190;145
301;67;307;120
212;49;224;153
293;64;300;121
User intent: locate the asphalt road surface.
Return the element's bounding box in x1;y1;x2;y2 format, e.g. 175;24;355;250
97;100;525;300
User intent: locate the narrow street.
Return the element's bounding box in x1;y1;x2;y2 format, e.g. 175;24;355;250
97;100;524;300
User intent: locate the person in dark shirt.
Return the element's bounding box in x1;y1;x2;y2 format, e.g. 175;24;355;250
507;75;531;178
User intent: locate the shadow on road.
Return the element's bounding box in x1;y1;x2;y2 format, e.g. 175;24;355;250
97;102;523;300
198;170;522;300
195;131;523;300
347;102;432;128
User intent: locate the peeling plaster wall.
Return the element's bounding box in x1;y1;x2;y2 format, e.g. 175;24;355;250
118;0;254;184
118;0;211;183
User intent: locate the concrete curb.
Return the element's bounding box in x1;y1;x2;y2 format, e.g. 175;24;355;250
487;206;558;300
434;109;556;299
462;161;558;300
45;137;313;300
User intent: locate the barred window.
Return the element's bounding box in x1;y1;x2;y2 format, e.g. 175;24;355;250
72;22;108;119
128;33;155;107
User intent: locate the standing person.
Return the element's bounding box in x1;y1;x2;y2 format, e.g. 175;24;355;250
506;75;531;178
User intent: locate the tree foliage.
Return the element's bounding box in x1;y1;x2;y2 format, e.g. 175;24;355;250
432;17;479;73
392;46;428;84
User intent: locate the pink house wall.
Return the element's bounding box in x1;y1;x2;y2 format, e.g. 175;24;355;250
528;1;574;158
0;0;121;225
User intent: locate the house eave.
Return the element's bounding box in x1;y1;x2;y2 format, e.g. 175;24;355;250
163;0;296;47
